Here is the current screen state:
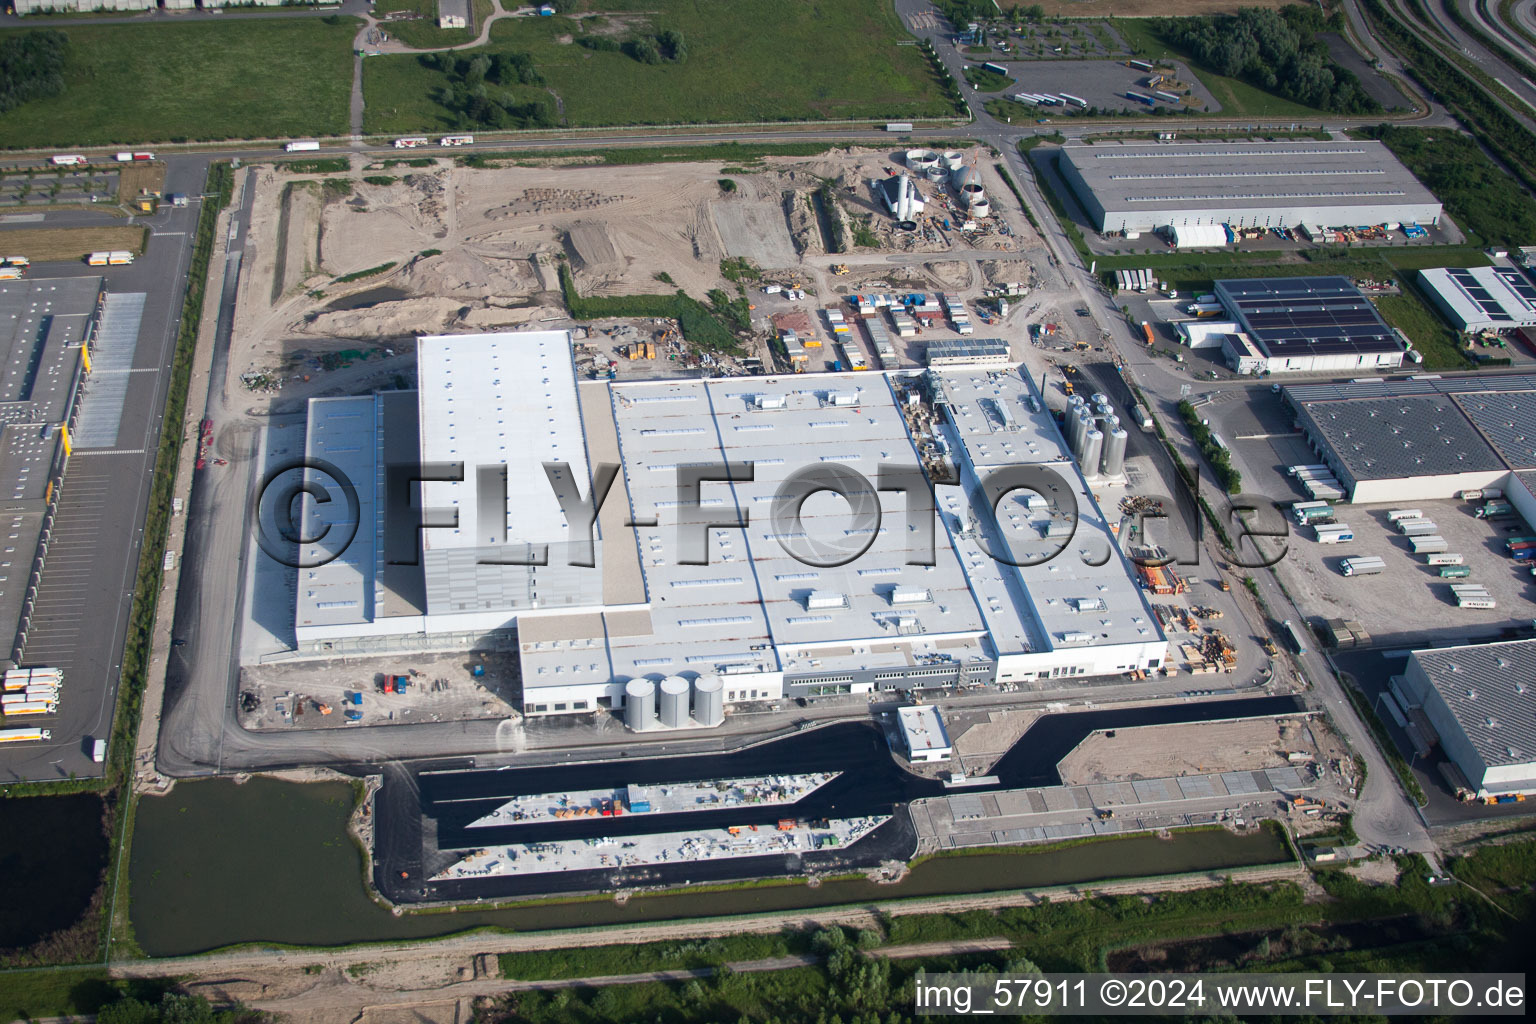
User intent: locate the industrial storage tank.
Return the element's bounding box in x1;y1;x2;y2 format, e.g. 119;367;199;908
1102;427;1129;477
659;675;690;728
624;679;656;731
925;163;948;183
693;674;724;727
969;198;990;218
1081;428;1104;476
905;149;939;170
959;182;985;208
952;163;980;189
942;150;965;173
1091;392;1109;406
1069;404;1092;452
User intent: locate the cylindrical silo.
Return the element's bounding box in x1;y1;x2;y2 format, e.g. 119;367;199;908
960;182;984;208
1102;427;1129;477
1091;392;1109;406
1081;428;1104;476
659;675;690;728
693;674;724;727
1068;404;1090;452
952;163;979;189
625;679;656;731
943;150;965;174
925;164;947;183
969;198;990;218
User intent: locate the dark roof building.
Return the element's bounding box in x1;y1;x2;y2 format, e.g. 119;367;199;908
1214;276;1406;374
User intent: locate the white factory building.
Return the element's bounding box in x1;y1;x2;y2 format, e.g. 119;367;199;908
291;331;1167;720
1419;264;1536;334
1395;639;1536;797
1056;140;1442;236
1284;375;1536;505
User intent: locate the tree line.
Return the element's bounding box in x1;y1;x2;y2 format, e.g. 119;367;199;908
1156;6;1382;114
0;30;68;116
577;28;687;64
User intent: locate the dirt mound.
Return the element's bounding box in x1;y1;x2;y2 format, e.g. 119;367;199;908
397;250;537;298
298;297;466;339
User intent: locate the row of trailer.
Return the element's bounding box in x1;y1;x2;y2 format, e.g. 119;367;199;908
86;251;134;267
1287;463;1345;501
2;667;62;721
1011;92;1086;107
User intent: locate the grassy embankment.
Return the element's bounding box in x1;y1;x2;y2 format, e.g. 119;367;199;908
362;0;953;133
0;19;357;148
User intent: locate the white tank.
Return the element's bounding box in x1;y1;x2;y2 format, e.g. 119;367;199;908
692;674;724;727
925;164;947;183
942;150;965;172
905;148;938;170
1102;427;1129;478
624;679;656;731
969;198;990;218
952;163;980;189
1091;392;1109;406
1069;404;1091;451
960;182;985;207
659;675;691;728
1081;428;1104;475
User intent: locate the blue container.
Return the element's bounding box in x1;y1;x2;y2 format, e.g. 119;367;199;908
350;691;363;705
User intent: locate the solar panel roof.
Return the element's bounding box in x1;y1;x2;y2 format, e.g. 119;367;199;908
1216;277;1400;358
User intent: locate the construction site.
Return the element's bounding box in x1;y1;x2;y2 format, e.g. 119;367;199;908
227;146;1039;402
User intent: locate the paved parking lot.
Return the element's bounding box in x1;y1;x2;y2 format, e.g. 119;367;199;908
1007;60;1221;116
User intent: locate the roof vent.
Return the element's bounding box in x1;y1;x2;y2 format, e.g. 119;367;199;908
1486;716;1500;729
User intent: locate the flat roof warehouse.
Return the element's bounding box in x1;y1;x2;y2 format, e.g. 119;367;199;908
1057;141;1443;234
293;331;1168;721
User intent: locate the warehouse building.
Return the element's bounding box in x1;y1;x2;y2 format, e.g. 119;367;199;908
1213;277;1406;374
1396;639;1536;797
290;331;1167;717
1419;264;1536;334
1056;141;1442;236
1284;374;1536;504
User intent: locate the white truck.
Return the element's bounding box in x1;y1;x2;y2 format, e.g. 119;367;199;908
0;728;51;743
285;141;321;153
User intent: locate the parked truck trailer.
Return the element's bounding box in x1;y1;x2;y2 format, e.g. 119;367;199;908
0;728;51;743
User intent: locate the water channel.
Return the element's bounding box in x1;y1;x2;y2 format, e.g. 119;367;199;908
130;777;1291;957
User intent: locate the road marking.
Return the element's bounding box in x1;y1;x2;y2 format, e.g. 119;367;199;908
71;448;147;456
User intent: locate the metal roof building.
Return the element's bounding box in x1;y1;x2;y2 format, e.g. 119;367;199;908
1214;277;1406;374
1397;638;1536;796
1283;374;1536;502
897;705;952;763
293;331;1168;717
1056;141;1442;235
1419;265;1536;333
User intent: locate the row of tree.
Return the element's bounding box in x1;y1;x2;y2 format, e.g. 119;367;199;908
0;30;68;116
1156;7;1382;114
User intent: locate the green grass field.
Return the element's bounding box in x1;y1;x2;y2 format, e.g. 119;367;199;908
1111;19;1331;119
963;64;1014;92
0;19;358;148
363;0;952;133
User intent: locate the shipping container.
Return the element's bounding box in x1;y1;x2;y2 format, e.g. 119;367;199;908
1411;536;1449;554
1458;597;1498;609
1426;553;1464;565
284;141;321;152
1315;525;1353;543
1386;509;1423;522
1288;464;1331;478
1341;557;1385;576
0;728;51;743
1439;566;1472;578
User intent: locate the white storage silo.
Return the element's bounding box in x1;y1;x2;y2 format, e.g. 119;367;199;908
693;674;724;727
624;679;656;732
659;675;690;728
942;150;965;174
1102;427;1129;477
1081;428;1104;475
925;164;947;183
969;198;990;218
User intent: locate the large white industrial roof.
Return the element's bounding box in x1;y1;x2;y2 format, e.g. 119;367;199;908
297;395;378;630
415;331;589;550
1060;141;1440;216
935;368;1162;654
